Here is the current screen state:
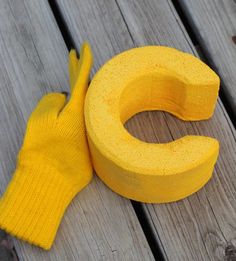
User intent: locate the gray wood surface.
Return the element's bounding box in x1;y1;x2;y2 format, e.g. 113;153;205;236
57;0;236;260
0;0;154;260
179;0;236;119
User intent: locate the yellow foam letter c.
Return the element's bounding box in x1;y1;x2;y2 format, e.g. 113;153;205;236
85;46;220;203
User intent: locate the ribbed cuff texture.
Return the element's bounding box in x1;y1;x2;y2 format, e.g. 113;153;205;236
0;161;80;250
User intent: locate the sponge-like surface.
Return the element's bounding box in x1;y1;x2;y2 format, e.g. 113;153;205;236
85;46;220;203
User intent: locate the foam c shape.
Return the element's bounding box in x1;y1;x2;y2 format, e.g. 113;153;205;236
85;46;220;203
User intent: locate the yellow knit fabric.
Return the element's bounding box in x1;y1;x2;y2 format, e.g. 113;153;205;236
0;43;93;250
0;44;220;250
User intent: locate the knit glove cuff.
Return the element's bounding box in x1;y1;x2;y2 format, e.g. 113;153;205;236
0;158;83;250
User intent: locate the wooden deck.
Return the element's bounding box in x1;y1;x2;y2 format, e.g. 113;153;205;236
0;0;235;260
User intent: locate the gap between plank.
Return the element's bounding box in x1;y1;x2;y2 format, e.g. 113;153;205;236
171;0;236;128
48;1;165;260
131;201;165;261
48;0;75;50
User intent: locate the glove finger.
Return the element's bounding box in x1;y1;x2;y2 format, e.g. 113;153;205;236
69;49;80;89
64;42;93;112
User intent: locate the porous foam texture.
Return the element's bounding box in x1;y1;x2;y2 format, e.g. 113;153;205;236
85;46;220;203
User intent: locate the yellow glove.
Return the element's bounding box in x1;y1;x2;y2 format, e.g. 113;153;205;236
0;43;93;250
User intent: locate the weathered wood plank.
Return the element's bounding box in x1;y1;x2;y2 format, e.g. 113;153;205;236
179;0;236;119
57;0;236;260
0;230;17;260
0;0;154;260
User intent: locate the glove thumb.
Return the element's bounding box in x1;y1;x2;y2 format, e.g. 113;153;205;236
30;93;66;120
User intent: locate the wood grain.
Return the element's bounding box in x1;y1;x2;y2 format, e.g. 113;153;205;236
56;0;236;260
179;0;236;119
0;0;154;260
